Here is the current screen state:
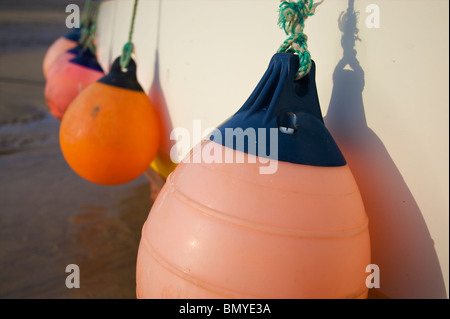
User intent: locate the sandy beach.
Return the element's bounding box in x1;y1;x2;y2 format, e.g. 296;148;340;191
0;0;160;299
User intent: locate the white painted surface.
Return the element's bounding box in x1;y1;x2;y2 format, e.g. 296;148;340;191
95;0;449;298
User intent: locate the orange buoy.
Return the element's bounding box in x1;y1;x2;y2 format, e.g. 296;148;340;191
45;49;104;120
42;29;81;79
136;53;371;299
60;57;161;186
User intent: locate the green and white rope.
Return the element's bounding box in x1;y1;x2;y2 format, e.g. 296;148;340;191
80;0;93;28
120;0;139;70
79;0;102;54
277;0;323;79
79;0;93;48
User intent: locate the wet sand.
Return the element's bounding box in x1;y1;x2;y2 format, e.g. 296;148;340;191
0;1;158;299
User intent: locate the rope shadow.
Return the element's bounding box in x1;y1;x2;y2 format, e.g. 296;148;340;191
324;0;447;298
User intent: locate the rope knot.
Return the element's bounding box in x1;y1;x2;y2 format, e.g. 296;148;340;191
277;0;322;79
120;42;134;70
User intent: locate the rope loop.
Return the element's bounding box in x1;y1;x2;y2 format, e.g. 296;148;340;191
120;42;134;71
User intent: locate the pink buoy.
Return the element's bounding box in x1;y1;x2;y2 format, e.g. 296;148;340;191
44;49;104;120
42;29;81;79
45;46;82;80
136;54;371;299
137;141;370;299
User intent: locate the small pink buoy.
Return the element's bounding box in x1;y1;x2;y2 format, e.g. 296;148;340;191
42;29;81;79
44;49;104;120
45;46;82;80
